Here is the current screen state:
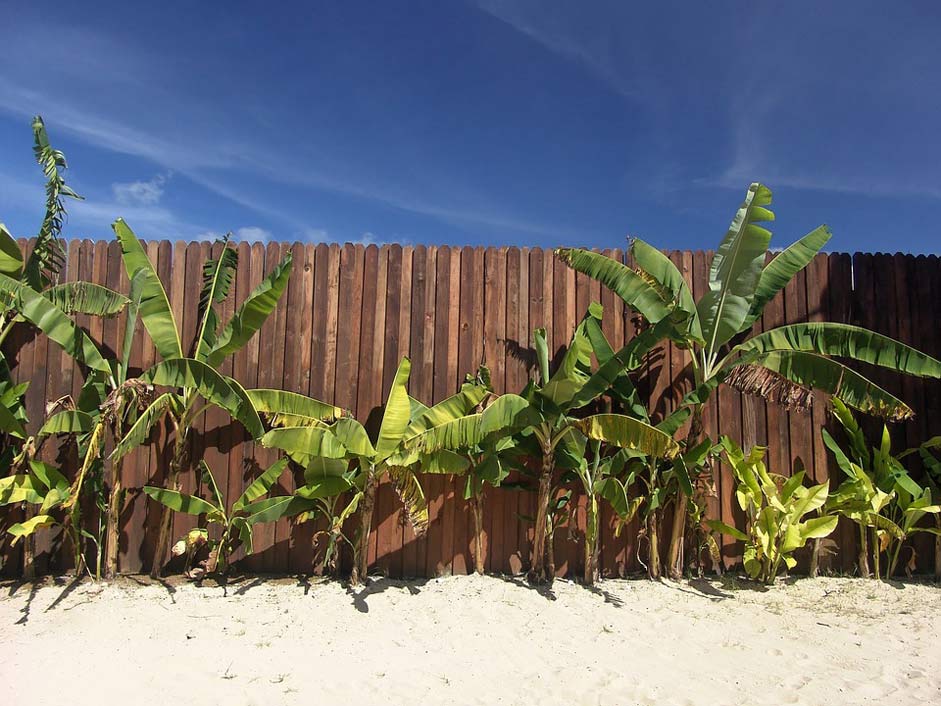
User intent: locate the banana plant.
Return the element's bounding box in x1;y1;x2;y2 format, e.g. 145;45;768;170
556;182;941;579
241;387;350;575
575;442;644;584
521;322;680;583
910;437;941;578
34;272;148;578
579;307;723;579
261;357;491;584
403;387;531;575
632;430;717;579
706;436;838;584
109;221;292;577
823;399;941;579
0;117;126;449
143;458;290;577
0;459;92;575
0;117;131;576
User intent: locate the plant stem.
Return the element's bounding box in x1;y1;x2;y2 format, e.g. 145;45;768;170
104;418;124;579
809;538;821;578
22;505;36;579
888;540;902;579
647;508;661;579
667;404;703;580
472;488;485;575
351;466;377;586
529;444;554;584
857;524;871;578
871;527;881;580
935;515;941;581
584;497;599;585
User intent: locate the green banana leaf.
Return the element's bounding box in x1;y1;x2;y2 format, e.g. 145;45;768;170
233;458;289;511
206;252;293;367
742;225;831;329
142;358;263;439
376;357;412;460
407;394;530;454
8;514;56;544
748;351;913;420
533;327;551;385
406;382;490;436
44;281;129;317
705;519;748;542
142;486;220;517
326;418;377;458
261;425;351;460
112;392;178;461
573;414;680;459
631;238;702;340
247;388;344;428
39;409;95;436
0;474;44;505
0;224;23;277
242;495;317;524
734;323;941;379
0;399;27;438
194;242;238;361
697;183;774;353
0;272;111;373
554;248;674;324
113;219;182;360
564;318;674;412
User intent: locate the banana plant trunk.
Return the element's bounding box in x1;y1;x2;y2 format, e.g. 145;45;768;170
351;468;377;586
529;447;554;584
667;405;704;580
22;506;36;579
857;525;871;579
809;538;821;578
472;490;485;575
935;515;941;581
584;497;600;585
104;423;124;579
647;509;661;579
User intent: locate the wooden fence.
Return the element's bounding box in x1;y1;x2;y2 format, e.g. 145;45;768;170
3;239;940;578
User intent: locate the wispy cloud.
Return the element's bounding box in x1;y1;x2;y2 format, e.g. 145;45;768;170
235;226;272;243
0;45;588;242
112;172;170;206
300;227;329;242
472;0;645;101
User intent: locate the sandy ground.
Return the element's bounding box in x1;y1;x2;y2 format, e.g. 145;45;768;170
1;574;939;706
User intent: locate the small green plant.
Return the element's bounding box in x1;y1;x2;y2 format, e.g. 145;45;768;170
575;442;644;583
406;389;530;576
823;399;941;579
909;437;941;578
0;459;91;574
260;357;492;584
707;436;837;584
143;458;290;577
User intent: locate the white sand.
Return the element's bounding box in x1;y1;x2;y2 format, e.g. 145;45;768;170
1;574;939;706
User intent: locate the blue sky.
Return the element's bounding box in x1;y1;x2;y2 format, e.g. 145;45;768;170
1;1;939;253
